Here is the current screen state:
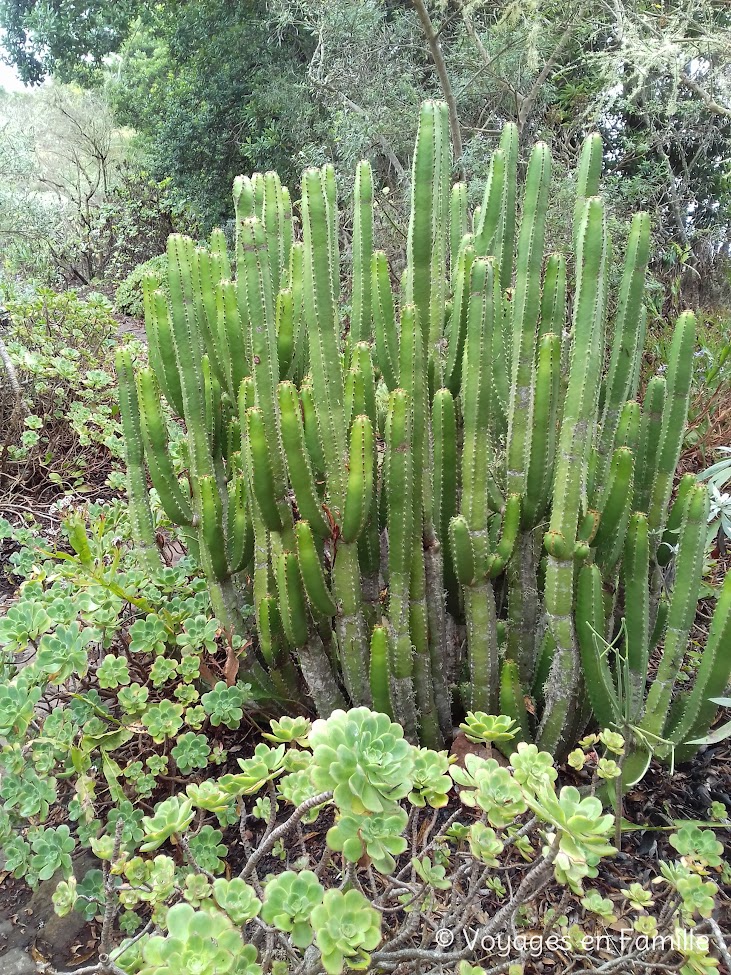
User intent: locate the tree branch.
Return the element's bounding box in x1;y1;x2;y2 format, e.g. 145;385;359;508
411;0;463;167
679;69;731;119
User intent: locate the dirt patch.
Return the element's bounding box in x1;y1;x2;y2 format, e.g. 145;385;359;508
0;853;98;971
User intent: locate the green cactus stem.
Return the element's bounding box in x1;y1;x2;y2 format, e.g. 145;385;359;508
647;311;696;537
350;161;374;349
385;388;418;739
506;142;551;500
115;349;162;573
539;196;607;756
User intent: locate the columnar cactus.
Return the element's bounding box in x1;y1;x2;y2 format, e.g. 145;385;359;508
116;100;731;773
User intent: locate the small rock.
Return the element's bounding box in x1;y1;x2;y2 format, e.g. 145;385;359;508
0;948;37;975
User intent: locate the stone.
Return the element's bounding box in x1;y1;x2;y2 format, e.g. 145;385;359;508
0;948;37;975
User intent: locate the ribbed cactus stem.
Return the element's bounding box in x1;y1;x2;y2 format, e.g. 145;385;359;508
301;167;348;512
350;161;374;348
641;483;709;745
539;197;607;756
450;182;469;276
287;242;308;385
278;382;330;538
277;550;346;715
385;388;418;739
276;288;295;379
115;349;162;573
261;171;286;297
499;659;531;744
506;142;551;499
573;132;602;244
410;547;442;748
473;148;505;260
372;250;399;391
634;376;666;514
143;275;183;416
497;123;518;291
575;563;618;730
523;332;561;526
458;256;501;712
670;571;731;760
226;474;252;574
191;247;227;386
406;100;450;389
239;218;288;501
594;212;650;490
647;311;696;537
136;368;193;526
538;254;566;339
623;512;650;722
444;234;475;395
218;279;248;397
369;626;393;717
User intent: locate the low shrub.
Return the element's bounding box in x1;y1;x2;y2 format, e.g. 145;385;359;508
0;288;145;497
115;254;169;318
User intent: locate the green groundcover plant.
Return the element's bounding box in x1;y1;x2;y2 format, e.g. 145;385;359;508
1;288;145;494
28;706;731;975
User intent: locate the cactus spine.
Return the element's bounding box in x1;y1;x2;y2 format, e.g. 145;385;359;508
115;103;728;775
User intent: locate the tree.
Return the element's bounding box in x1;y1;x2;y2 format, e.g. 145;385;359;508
108;0;321;226
0;0;151;85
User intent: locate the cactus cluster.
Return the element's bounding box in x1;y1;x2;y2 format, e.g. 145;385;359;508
116;101;731;770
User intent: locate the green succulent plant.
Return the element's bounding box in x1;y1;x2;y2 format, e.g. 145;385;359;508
186;781;236;821
580;890;617;922
172;732;212;774
0;601;52;653
188;825;227;874
263;715;311;745
149;656;179;687
408;747;453;808
459;713;518;745
510;742;557;793
52;876;78;917
529;786;616;893
183;874;212;907
621;882;654;911
411;854;451;890
669;826;725;869
260;870;325;948
277;768;324;824
309;708;414;814
96;654;131;689
115;99;731;772
468;822;504;867
674;874;718;920
311;888;382;974
36;622;93;683
142;700;184;742
129;903;261;975
1;768;56;819
176;615;220;654
597;730;625;755
0;679;43;741
128;614;169;655
200;681;248;729
327;807;408;874
117;682;150;713
212;878;262;925
140;796;195;852
450;755;527;828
